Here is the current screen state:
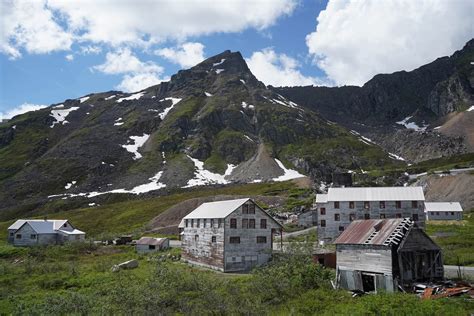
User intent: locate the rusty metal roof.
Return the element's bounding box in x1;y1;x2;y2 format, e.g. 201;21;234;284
335;218;412;245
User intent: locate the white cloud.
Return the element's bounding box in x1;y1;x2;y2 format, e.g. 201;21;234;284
65;54;74;61
93;48;166;92
306;0;474;86
0;0;73;59
1;0;296;58
246;48;328;87
155;42;205;68
80;45;102;55
0;103;47;121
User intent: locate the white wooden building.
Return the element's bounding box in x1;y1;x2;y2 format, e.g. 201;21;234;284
315;187;426;242
136;237;169;253
179;198;283;272
335;218;443;293
425;202;463;221
7;219;85;246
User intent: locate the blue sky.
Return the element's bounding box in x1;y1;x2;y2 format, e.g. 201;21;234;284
1;0;472;118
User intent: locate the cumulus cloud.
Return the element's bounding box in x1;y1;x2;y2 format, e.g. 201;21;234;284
65;54;74;61
0;103;47;121
246;48;327;87
306;0;474;86
93;48;166;92
155;42;206;68
1;0;296;58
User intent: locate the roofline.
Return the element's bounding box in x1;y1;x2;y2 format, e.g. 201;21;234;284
224;198;283;229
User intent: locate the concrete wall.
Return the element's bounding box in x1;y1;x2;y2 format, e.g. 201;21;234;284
426;211;462;221
316;200;425;241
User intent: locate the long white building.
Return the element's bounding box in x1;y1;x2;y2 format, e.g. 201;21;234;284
425;202;463;221
315;187;426;242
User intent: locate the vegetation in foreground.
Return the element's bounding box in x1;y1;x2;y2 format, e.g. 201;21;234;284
0;242;472;315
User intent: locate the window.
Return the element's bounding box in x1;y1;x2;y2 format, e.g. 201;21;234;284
230;218;237;229
349;213;356;222
349;201;354;209
451;212;455;216
242;218;249;229
197;219;200;228
211;236;216;243
218;219;223;228
249;219;255;229
149;245;156;250
242;204;249;214
257;236;267;243
412;201;418;208
334;201;340;209
203;219;207;228
320;208;326;215
334;214;340;221
364;201;370;209
396;213;402;218
194;235;199;241
9;232;13;237
380;214;386;219
396;201;401;209
191;219;194;228
260;219;267;229
412;214;419;221
63;223;68;227
380;201;385;209
364;213;370;220
230;237;240;244
185;219;189;228
16;234;21;239
339;226;344;232
320;220;326;227
445;212;449;216
210;219;214;228
436;212;440;215
249;204;255;214
30;234;36;239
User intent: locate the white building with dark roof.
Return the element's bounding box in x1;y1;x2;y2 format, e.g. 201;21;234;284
7;219;85;246
425;202;463;221
315;187;426;242
179;198;282;272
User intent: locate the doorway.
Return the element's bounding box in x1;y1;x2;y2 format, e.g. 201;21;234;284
361;273;376;292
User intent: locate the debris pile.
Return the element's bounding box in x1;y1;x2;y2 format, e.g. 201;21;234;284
415;281;474;299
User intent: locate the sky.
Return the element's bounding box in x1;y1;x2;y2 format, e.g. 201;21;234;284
0;0;473;119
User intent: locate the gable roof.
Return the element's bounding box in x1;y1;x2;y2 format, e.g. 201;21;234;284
315;194;328;203
335;218;413;246
324;187;424;202
136;237;168;246
183;198;250;219
425;202;463;213
8;219;83;234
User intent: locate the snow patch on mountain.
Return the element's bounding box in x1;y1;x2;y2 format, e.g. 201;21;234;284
158;97;182;120
117;92;145;103
50;107;79;128
396;116;428;132
122;134;150;160
272;159;305;182
184;155;235;188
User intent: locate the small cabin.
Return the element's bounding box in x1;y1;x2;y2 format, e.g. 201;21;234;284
335;218;443;293
425;202;463;221
136;237;169;253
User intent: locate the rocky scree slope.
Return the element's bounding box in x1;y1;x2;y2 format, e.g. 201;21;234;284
275;39;474;162
0;51;402;220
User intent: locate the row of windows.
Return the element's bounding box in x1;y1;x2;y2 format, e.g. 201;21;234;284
230;218;267;229
242;204;256;214
430;211;456;216
229;236;267;244
320;213;419;226
14;234;36;240
185;218;223;228
331;201;419;210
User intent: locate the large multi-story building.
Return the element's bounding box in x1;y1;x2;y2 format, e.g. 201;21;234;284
315;187;425;242
179;198;283;272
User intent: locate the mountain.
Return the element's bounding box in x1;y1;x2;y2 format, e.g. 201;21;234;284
275;39;474;162
0;50;402;220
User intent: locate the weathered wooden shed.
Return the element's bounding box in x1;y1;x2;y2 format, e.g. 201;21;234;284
135;237;169;253
335;218;443;293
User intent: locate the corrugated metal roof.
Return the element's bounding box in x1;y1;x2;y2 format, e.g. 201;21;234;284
315;194;328;203
183;198;250;219
8;219;68;233
136;237;167;246
425;202;463;212
326;187;424;202
335;218;412;245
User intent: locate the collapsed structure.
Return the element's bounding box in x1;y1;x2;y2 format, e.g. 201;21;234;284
179;198;283;272
135;237;169;253
335;218;443;293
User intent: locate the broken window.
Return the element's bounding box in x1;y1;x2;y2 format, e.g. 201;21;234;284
334;214;340;221
30;234;36;239
364;201;370;209
249;219;255;229
257;236;266;243
230;218;237;229
380;214;386;219
218;219;223;228
242;204;249;214
338;226;344;232
211;236;216;243
349;201;354;209
249;204;255;214
229;237;240;244
396;201;401;208
349;213;356;221
364;213;370;220
210;219;214;228
451;212;455;216
379;201;385;209
260;219;267;229
191;219;194;228
320;220;326;227
320;208;326;215
194;235;199;241
412;201;418;208
197;219;200;228
334;201;340;209
242;219;249;229
149;245;155;250
16;234;21;239
203;219;207;228
185;219;189;227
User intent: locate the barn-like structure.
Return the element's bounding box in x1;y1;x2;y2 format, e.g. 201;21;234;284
335;218;443;292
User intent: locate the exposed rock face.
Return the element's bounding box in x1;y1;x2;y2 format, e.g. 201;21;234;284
275;39;474;160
